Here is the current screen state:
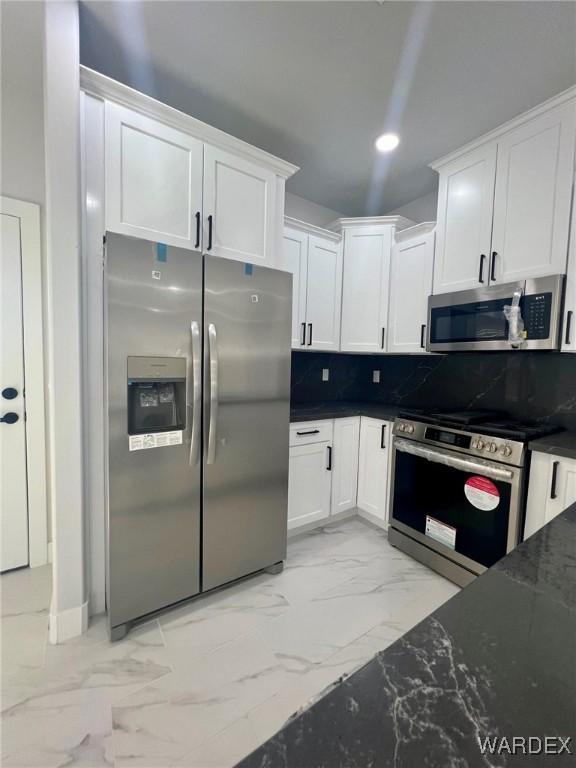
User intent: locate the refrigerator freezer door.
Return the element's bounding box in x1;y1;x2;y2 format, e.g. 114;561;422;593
106;233;203;632
203;258;292;591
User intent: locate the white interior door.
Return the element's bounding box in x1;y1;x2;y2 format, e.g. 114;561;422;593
283;227;308;348
1;213;29;571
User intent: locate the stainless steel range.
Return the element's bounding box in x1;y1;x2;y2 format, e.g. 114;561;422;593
388;410;557;586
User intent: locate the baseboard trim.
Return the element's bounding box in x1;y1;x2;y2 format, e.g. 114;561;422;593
357;507;388;531
287;507;356;538
49;600;89;644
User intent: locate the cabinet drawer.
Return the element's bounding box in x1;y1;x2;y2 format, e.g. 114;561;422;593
290;420;333;446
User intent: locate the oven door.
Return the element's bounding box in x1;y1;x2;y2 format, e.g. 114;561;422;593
390;438;523;573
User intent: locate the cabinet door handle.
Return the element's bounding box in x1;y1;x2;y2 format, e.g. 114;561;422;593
296;429;320;436
550;461;559;500
207;215;213;251
478;254;486;284
565;311;573;345
381;327;386;350
380;424;386;449
195;211;201;249
490;251;498;282
307;323;313;346
420;324;426;349
327;445;332;471
300;322;306;346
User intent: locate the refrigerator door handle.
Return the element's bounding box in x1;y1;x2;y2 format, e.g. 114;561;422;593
189;321;201;465
207;322;219;464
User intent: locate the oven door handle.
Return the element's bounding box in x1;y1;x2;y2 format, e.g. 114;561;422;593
394;439;515;481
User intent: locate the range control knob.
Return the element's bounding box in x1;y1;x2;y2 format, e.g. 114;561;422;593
500;444;513;457
476;439;485;450
406;424;415;434
488;443;498;453
398;423;405;432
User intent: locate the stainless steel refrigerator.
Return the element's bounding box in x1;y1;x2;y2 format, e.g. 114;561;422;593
105;233;292;640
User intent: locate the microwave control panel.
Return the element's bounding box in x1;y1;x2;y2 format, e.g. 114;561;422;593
522;293;552;339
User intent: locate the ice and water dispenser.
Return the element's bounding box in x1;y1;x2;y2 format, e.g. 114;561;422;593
127;357;186;447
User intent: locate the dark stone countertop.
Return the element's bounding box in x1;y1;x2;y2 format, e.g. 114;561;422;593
237;504;576;768
529;430;576;461
290;401;402;423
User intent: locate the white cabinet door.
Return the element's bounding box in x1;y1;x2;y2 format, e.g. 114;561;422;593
340;226;391;353
305;235;343;351
433;143;497;294
283;227;308;348
105;102;203;250
331;418;360;515
491;103;576;284
357;417;391;526
203;145;276;266
388;229;435;353
288;442;332;530
525;452;576;538
562;193;576;352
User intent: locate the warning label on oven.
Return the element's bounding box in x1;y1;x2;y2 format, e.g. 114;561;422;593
464;476;500;511
129;431;183;451
425;516;456;550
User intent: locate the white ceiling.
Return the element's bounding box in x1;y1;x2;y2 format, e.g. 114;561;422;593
79;1;576;216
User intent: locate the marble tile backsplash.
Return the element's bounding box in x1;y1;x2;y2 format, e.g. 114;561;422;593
291;351;576;430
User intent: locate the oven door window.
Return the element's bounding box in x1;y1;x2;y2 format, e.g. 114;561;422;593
392;449;511;567
429;297;512;344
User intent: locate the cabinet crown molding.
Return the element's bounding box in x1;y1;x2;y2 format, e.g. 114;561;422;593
330;215;415;233
80;66;299;179
394;221;436;243
284;216;341;242
430;84;576;171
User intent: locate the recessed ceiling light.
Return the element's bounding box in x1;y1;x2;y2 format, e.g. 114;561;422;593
375;133;400;153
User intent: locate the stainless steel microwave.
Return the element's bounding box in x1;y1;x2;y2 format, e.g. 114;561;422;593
427;275;565;352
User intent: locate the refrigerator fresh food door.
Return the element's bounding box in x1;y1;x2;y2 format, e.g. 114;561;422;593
106;233;203;634
203;257;292;591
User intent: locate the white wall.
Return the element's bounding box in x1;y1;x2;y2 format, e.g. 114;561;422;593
385;189;438;224
285;191;347;228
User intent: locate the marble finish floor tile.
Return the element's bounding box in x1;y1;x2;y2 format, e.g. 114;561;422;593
1;518;459;767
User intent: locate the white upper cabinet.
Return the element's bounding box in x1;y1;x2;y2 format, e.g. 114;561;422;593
431;88;576;294
433;143;497;294
284;218;343;352
105;101;204;250
388;223;435;353
338;217;413;353
562;192;576;352
283;225;308;347
491;102;576;284
203;146;276;265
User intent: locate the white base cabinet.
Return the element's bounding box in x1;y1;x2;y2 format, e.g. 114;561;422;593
331;418;360;515
357;417;393;527
288;421;333;531
524;452;576;539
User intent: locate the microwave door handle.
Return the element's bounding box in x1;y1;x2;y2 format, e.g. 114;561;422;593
394;439;514;481
189;321;202;465
207;323;219;464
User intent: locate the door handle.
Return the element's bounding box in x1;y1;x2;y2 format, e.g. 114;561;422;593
207;323;219;464
420;324;426;349
189;321;201;466
380;424;386;449
565;311;573;346
194;212;201;249
307;323;313;346
300;322;306;346
478;254;486;284
381;327;386;350
327;445;332;471
207;215;213;251
2;387;18;400
490;251;498;282
550;461;559;500
0;412;19;424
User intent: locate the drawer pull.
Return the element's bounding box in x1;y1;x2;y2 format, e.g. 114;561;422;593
296;429;320;436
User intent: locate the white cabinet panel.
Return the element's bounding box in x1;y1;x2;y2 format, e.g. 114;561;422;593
340;226;391;353
491;103;576;283
283;227;308;348
105;102;203;249
525;452;576;539
305;235;343;351
388;227;435;353
331;418;360;515
288;442;332;530
562;193;576;352
357;417;392;526
433;143;497;294
203;145;276;266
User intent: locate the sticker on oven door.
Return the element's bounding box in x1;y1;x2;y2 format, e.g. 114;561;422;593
425;516;456;550
464;476;500;511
